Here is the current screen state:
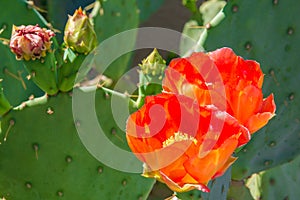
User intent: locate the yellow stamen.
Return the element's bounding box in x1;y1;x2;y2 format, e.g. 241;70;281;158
163;132;197;147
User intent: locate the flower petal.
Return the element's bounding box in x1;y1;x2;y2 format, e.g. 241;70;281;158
143;167;210;193
162;55;212;106
212;156;237;179
160;171;210;193
246;94;276;133
184;135;239;184
226;84;263;125
208;47;264;88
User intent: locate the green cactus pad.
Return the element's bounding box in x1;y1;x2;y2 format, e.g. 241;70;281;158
259;155;300;200
203;0;300;180
0;90;154;199
23;52;58;95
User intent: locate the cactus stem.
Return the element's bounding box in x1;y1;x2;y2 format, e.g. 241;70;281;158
4;69;27;90
3;119;15;142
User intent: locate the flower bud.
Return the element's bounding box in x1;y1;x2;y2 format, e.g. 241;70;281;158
139;48;166;79
9;24;55;61
64;7;97;54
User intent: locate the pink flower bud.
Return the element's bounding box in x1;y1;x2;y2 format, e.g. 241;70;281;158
9;24;55;61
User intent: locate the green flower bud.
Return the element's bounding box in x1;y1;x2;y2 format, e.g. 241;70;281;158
64;7;97;54
139;48;166;79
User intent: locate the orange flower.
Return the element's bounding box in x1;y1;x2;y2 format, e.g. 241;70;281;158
126;93;249;192
163;47;276;134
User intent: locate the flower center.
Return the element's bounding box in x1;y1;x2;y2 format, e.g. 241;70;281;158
162;132;197;147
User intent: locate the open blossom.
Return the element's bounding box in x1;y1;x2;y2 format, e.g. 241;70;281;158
126;48;275;193
9;24;55;61
126;93;250;192
163;47;276;133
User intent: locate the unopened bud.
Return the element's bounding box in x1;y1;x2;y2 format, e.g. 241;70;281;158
139;48;166;79
64;7;97;54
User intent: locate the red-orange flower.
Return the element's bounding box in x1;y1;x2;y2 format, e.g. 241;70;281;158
163;47;276;134
126;93;249;192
